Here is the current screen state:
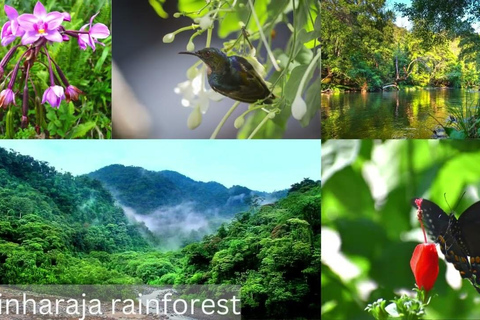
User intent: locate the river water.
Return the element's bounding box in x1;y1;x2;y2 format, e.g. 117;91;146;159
321;88;480;139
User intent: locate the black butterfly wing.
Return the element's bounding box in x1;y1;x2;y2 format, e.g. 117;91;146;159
411;198;450;240
411;198;474;284
457;201;480;289
457;201;480;256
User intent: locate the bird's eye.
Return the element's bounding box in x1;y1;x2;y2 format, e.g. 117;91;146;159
204;51;211;58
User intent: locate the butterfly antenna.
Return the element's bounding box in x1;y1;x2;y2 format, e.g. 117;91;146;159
444;193;454;213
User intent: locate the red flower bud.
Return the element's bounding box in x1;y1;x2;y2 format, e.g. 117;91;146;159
410;243;439;292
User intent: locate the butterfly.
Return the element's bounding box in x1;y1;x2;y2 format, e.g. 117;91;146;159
412;198;480;293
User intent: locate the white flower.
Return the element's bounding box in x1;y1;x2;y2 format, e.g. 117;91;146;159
197;14;214;30
291;95;307;120
174;67;224;128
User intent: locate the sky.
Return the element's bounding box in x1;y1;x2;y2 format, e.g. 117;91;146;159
0;140;320;192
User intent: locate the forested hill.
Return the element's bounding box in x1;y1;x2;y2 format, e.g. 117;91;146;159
177;178;321;318
89;164;287;215
0;147;149;259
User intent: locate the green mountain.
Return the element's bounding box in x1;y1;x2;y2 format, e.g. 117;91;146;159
0;147;150;284
88;164;288;249
89;164;286;215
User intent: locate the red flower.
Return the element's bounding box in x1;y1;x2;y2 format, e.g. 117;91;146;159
410;243;439;292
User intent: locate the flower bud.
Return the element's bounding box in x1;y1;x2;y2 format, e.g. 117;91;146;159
187;106;202;130
62;12;71;22
291;95;307;120
173;12;182;18
186;66;199;80
267;112;276;119
234;116;244;129
163;33;175;43
186;40;195;52
410;243;439;292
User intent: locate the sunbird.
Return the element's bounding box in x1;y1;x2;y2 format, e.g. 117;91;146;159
179;47;275;104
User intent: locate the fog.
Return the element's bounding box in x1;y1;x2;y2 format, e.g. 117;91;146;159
122;202;228;250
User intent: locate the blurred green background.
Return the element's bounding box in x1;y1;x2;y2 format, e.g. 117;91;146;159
321;140;480;320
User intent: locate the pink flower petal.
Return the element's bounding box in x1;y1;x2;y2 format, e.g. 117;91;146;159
79;24;88;32
87;35;96;51
0;22;16;46
11;19;24;36
89;12;100;28
90;23;110;39
33;1;47;19
21;30;40;44
17;14;40;30
1;21;11;37
78;33;89;50
4;5;18;20
44;29;63;42
62;12;71;22
44;12;64;29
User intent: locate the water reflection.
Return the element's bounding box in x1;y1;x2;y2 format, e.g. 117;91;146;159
321;89;480;139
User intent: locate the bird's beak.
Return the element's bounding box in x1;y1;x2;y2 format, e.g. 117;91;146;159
178;51;199;57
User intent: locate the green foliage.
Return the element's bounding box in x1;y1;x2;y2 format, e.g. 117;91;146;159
177;181;321;319
396;0;480;36
443;98;480;139
321;1;480;91
0;147;149;283
0;0;111;139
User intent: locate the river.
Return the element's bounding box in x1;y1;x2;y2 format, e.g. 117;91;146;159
321;88;480;139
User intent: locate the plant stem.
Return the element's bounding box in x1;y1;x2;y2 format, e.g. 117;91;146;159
247;0;280;71
296;48;321;98
206;27;212;47
210;101;241;139
247;113;270;139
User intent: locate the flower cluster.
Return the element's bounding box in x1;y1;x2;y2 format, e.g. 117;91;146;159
0;1;110;129
174;65;223;129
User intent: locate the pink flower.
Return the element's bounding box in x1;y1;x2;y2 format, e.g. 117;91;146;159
42;85;65;108
78;13;110;51
17;1;64;45
1;5;25;46
0;88;15;108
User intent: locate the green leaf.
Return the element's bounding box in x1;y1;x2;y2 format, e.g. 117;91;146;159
94;46;110;73
444;127;467;139
178;0;207;17
284;65;308;105
300;80;320;127
237;110;284;139
148;0;169;19
295;45;314;65
68;121;97;138
295;0;319;49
